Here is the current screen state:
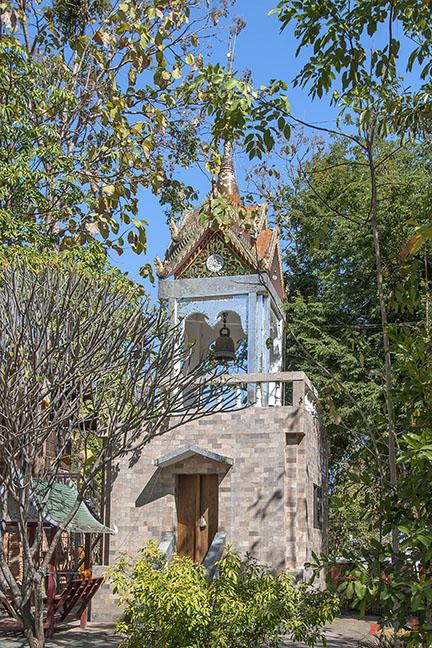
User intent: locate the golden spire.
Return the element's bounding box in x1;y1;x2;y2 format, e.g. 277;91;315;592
216;141;239;196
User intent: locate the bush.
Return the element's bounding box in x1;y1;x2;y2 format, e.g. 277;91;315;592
106;542;340;648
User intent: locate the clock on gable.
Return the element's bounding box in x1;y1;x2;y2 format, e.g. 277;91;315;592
205;253;225;273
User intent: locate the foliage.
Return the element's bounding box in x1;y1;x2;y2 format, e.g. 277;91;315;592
107;543;340;648
0;257;236;648
271;0;432;136
265;136;431;480
257;134;432;581
0;0;297;269
0;0;245;274
328;468;381;557
0;39;73;249
266;3;432;643
271;130;432;648
185;63;292;164
53;0;110;38
309;324;432;646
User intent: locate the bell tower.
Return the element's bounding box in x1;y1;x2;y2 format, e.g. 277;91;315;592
155;143;285;389
93;144;327;617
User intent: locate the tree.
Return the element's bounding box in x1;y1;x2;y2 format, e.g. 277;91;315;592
0;0;241;274
261;1;432;643
261;136;432;477
271;0;432;130
0;0;295;271
0;256;235;648
246;132;432;579
317;324;432;645
107;543;340;648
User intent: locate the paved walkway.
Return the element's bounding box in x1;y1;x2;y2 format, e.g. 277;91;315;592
282;611;378;647
0;611;379;647
0;622;120;648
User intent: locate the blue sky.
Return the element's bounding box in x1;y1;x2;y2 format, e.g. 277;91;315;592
109;1;344;295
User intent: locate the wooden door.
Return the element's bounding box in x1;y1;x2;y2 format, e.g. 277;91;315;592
177;474;218;563
177;474;200;559
196;474;218;563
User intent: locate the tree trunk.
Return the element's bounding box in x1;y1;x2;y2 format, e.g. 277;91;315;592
22;598;45;648
23;627;45;648
19;574;46;648
367;135;400;648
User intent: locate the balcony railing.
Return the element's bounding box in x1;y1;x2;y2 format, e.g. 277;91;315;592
214;371;318;409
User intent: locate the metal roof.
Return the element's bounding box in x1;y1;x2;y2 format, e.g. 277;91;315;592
7;479;116;535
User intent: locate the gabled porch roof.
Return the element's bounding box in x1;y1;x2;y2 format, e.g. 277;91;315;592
153;444;233;468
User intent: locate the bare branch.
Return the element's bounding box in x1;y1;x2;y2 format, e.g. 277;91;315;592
0;259;236;643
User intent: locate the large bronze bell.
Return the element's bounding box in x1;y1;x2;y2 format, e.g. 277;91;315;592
214;313;235;363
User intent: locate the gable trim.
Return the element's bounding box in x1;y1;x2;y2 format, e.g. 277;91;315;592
153;444;234;468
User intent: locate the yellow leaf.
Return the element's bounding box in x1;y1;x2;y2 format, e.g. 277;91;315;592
102;184;115;196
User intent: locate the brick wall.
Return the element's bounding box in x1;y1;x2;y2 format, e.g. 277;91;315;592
91;403;326;621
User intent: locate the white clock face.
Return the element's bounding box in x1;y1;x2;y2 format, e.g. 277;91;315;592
206;253;225;273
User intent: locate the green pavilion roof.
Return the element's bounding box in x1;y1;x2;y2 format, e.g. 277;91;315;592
7;479;116;535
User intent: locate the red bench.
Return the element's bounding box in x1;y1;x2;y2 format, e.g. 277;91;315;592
51;576;103;624
0;576;103;634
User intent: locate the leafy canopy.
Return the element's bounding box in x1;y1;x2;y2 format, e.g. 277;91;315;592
1;0;264;274
0;0;298;273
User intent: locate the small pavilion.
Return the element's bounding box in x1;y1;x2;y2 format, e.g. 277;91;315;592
2;478;116;633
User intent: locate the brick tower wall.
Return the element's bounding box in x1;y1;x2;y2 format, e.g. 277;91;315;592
91;404;325;621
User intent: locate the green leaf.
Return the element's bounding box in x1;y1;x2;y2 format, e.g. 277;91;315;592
354;581;366;599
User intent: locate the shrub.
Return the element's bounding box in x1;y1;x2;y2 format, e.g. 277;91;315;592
106;542;340;648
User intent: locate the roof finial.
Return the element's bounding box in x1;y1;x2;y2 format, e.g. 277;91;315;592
214;33;240;198
216;141;239;196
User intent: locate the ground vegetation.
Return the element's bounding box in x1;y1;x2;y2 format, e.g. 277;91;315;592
108;542;340;648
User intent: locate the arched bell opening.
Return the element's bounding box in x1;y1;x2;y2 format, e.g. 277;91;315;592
208;311;247;372
183;312;214;374
183;310;247;374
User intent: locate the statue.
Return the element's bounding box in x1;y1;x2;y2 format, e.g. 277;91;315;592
154;256;164;277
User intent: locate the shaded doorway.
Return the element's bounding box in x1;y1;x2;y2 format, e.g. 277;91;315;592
176;474;218;563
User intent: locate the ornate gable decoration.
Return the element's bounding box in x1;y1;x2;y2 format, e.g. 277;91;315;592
177;231;254;279
155;143;284;299
156;204;276;279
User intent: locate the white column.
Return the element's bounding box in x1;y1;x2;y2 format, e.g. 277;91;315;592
247;291;257;373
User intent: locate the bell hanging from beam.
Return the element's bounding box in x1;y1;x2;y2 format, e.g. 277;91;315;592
214;313;235;363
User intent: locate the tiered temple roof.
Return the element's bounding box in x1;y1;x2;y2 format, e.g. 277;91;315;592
155;144;284;300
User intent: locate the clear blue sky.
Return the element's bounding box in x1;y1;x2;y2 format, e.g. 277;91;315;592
110;0;341;296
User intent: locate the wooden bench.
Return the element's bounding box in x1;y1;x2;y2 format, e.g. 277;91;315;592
54;577;103;622
46;576;103;631
0;576;103;634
